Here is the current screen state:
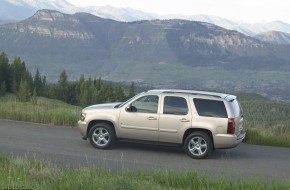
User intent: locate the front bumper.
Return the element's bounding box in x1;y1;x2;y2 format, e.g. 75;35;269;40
78;120;88;140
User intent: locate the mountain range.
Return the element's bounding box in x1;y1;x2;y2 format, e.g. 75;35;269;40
1;0;290;42
0;9;290;100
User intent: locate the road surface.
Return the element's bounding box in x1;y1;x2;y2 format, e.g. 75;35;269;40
0;119;290;182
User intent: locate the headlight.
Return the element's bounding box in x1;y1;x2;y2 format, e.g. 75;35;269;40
80;113;86;121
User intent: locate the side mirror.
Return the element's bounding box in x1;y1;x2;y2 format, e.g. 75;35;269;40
126;105;132;112
126;105;137;112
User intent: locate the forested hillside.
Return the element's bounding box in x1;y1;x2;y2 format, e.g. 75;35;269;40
237;93;290;137
0;52;137;107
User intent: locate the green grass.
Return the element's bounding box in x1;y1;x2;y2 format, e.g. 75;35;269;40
0;94;81;127
238;94;290;147
245;128;290;147
0;156;289;190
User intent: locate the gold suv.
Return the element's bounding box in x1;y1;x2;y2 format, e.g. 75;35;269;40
78;89;245;159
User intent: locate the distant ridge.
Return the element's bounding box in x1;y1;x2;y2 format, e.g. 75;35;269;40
254;31;290;45
1;0;290;38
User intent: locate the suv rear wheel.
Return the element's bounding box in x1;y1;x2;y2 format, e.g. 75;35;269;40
88;123;116;149
184;132;213;159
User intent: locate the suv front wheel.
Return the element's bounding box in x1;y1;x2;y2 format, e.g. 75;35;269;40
184;132;213;159
88;123;116;149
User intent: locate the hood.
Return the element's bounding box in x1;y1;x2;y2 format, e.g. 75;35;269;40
84;102;122;110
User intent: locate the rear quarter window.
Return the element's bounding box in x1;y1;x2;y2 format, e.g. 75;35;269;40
229;99;242;118
193;98;228;118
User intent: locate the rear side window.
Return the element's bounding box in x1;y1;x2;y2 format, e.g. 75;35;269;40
163;96;188;115
193;98;227;118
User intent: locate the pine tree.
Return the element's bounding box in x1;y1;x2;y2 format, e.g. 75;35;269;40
128;82;135;98
11;57;25;91
88;81;97;105
79;82;89;106
66;81;78;105
31;87;37;104
114;85;126;102
11;57;33;94
0;52;11;92
18;78;30;102
105;83;114;102
34;68;43;96
57;70;68;102
94;77;102;91
0;81;6;96
76;75;85;105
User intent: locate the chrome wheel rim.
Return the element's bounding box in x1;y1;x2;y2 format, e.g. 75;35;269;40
188;136;207;156
92;127;110;147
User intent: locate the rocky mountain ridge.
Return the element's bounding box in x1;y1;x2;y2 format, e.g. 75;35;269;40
1;0;290;40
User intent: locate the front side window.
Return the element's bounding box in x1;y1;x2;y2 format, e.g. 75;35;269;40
193;98;227;118
163;96;188;115
130;95;159;113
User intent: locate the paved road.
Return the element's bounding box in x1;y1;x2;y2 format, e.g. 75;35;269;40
0;119;290;182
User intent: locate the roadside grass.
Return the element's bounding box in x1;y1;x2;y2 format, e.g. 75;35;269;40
239;95;290;148
0;156;289;190
245;128;290;147
0;94;81;127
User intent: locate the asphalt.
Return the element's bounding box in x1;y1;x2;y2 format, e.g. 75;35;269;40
0;119;290;182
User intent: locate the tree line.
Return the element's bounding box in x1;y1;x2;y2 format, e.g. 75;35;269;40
0;52;136;106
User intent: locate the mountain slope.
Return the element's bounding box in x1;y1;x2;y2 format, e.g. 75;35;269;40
0;10;290;100
160;15;290;37
83;6;157;22
231;21;290;37
1;10;288;66
255;31;290;45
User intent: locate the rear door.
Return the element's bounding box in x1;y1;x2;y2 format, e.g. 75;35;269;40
158;95;192;144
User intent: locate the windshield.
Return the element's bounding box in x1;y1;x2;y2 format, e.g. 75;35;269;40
114;93;140;108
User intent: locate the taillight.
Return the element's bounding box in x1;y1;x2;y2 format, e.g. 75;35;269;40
227;118;235;134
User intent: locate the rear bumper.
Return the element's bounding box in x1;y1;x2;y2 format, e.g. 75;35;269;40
78;120;88;140
214;131;246;149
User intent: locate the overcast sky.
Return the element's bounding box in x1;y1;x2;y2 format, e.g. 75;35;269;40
66;0;289;23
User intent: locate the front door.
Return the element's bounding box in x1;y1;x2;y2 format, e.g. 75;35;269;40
119;95;159;141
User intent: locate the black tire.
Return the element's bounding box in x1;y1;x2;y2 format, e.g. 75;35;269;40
184;132;213;159
88;123;116;149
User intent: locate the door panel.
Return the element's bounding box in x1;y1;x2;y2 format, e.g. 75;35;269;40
159;114;191;143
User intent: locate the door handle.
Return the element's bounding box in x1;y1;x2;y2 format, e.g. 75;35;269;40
147;116;157;120
180;118;190;122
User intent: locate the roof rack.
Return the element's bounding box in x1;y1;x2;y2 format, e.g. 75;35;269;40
148;89;225;98
162;91;222;98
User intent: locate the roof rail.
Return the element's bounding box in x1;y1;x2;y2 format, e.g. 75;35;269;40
160;90;223;98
